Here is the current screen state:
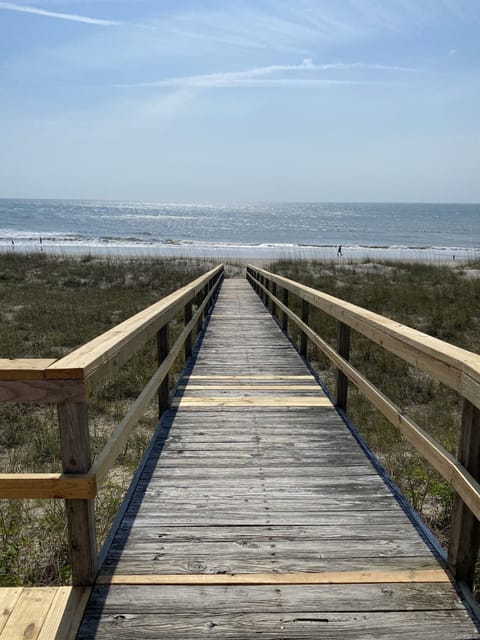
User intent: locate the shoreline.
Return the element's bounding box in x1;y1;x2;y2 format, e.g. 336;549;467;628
1;243;478;265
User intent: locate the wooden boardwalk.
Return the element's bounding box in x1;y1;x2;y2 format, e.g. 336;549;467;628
78;279;479;639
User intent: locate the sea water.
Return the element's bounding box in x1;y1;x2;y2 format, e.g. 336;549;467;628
0;199;479;261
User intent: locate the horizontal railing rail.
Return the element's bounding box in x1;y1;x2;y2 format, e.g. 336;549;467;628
0;264;224;585
246;264;480;590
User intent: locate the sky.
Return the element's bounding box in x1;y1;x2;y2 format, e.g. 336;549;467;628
0;0;479;203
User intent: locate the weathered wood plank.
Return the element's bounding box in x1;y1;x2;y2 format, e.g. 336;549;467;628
77;609;479;640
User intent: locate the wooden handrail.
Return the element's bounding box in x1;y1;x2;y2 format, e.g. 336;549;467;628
247;266;480;410
0;265;224;585
246;264;480;589
46;264;224;396
90;281;218;486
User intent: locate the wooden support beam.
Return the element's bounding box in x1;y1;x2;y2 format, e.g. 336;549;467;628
58;402;97;586
184;301;193;360
0;473;96;499
300;299;309;357
448;400;480;588
336;321;351;412
157;323;169;417
282;288;289;332
0;380;85;404
271;282;277;318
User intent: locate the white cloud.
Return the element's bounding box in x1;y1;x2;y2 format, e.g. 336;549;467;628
114;59;420;89
0;1;122;25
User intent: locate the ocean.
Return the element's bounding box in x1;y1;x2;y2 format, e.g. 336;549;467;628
0;199;479;261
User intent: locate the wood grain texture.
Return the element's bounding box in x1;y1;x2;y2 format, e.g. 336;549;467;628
0;587;91;640
58;402;97;586
0;359;55;381
0;472;96;499
0;379;85;403
97;568;450;585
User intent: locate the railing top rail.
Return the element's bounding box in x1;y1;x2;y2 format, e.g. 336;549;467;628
45;264;223;388
0;265;223;396
247;265;480;408
0;359;56;381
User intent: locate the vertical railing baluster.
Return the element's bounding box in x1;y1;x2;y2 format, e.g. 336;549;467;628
185;300;193;359
196;290;203;335
271;282;277;319
282;288;289;332
157;322;169;415
448;400;480;589
58;401;97;586
300;299;309;357
336;321;351;412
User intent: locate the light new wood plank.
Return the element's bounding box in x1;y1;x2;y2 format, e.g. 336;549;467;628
37;587;91;640
178;385;320;391
188;375;314;380
0;587;57;640
0;588;23;634
172;396;332;408
0;360;55;381
97;567;449;585
0;473;96;499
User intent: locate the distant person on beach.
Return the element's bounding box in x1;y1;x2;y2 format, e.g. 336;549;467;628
40;237;43;251
337;245;342;257
11;240;14;251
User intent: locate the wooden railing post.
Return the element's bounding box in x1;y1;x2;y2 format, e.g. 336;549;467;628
282;289;289;332
185;300;193;359
336;321;351;412
448;400;480;588
203;285;209;320
196;291;203;334
157;322;169;415
300;300;309;357
271;282;277;319
58;401;97;586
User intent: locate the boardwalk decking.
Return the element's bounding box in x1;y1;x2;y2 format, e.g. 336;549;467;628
78;279;479;639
